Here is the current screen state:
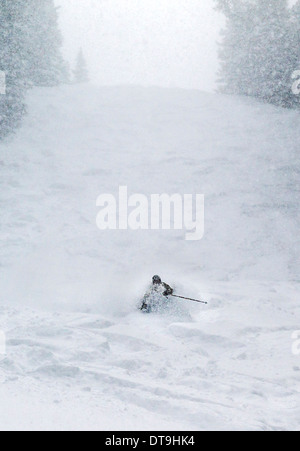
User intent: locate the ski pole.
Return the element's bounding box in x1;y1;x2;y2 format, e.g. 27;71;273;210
171;294;208;305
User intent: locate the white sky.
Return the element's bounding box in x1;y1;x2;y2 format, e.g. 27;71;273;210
56;0;224;92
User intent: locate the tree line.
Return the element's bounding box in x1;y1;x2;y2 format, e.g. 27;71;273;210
0;0;89;139
215;0;300;108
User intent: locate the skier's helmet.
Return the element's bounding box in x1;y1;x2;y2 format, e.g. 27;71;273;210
152;275;162;285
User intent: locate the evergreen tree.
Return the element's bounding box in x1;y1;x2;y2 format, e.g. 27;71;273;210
0;0;27;138
215;0;299;108
291;1;300;105
0;0;68;138
292;1;300;67
73;49;89;84
292;0;300;36
215;0;255;96
251;0;297;107
25;0;69;87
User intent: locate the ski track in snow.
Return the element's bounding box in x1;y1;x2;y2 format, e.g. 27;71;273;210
0;85;299;430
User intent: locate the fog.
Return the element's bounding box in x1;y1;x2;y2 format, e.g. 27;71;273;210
56;0;224;92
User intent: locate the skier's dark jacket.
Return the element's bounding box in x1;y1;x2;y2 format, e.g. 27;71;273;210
161;282;173;297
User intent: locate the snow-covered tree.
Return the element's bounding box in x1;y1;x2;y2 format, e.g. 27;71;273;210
25;0;69;87
252;0;297;107
0;0;68;138
215;0;255;96
289;0;300;107
215;0;299;108
292;0;300;31
73;49;89;84
0;0;27;138
291;3;300;68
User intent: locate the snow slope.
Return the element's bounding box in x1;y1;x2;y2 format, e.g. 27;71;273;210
0;85;299;430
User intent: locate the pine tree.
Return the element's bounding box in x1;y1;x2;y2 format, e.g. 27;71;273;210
0;0;27;138
215;0;255;96
73;49;89;84
215;0;299;108
290;0;300;106
292;0;300;36
0;0;68;138
250;0;297;107
25;0;69;87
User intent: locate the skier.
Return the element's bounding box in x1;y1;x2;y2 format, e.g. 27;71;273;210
140;275;174;313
